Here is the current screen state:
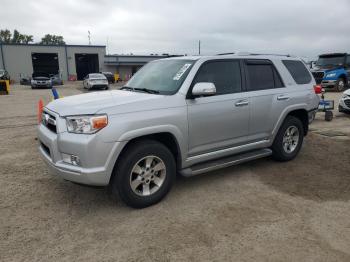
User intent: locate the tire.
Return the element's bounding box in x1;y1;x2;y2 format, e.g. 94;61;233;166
336;78;346;92
31;85;35;89
111;140;176;208
105;85;109;90
271;116;304;162
325;110;333;121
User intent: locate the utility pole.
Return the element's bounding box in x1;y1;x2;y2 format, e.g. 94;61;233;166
198;40;201;55
88;31;91;45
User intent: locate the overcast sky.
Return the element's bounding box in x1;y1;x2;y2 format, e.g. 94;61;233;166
1;0;350;59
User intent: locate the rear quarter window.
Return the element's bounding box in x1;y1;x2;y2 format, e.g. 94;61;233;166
282;60;312;84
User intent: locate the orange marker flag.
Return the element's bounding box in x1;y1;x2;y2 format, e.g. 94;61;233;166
38;99;44;123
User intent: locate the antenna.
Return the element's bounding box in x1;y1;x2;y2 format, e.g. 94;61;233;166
88;31;91;45
198;40;201;55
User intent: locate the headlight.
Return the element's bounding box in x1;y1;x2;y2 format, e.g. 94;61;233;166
342;94;349;99
66;115;108;134
326;73;336;78
31;80;35;84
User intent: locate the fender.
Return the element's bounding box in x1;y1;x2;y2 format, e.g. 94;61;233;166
270;103;308;142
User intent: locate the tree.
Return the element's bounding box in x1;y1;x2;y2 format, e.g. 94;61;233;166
11;29;21;43
22;35;33;44
0;29;33;44
0;29;12;43
40;34;65;45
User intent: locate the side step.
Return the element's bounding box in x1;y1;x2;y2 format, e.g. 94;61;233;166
179;148;272;177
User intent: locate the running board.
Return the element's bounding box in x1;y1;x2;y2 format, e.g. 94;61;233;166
179;148;272;177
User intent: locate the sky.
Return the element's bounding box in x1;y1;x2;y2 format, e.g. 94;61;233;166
1;0;350;59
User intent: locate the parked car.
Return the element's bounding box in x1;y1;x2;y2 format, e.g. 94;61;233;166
0;69;10;81
311;53;350;92
101;72;115;84
50;74;63;86
83;73;109;90
20;77;31;85
38;54;320;208
31;72;52;89
339;89;350;113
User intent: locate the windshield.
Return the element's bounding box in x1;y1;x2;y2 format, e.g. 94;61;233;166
126;59;195;95
316;56;345;67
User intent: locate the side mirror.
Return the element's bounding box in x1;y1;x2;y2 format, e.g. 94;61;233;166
192;82;216;97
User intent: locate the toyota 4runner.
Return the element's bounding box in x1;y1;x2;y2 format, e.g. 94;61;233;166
38;53;320;208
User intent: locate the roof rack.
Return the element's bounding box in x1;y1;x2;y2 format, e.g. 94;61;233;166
249;53;293;57
216;52;295;57
216;52;235;56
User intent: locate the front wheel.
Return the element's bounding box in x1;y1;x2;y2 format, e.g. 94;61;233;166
336;78;346;92
271;116;304;162
111;140;176;208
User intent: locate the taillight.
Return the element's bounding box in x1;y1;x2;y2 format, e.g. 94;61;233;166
314;85;322;94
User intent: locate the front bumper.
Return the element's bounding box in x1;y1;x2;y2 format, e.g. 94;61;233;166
339;97;350;112
37;112;125;186
321;80;337;88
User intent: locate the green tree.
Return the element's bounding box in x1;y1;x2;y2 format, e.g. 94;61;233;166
40;34;65;45
0;29;12;43
11;29;34;44
22;35;33;44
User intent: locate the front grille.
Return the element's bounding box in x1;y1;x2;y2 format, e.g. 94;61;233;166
345;99;350;107
42;111;57;133
312;71;324;84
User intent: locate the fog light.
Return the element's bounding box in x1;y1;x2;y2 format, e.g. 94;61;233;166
71;155;80;166
62;153;81;166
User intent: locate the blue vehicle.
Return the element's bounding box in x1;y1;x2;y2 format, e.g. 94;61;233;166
311;53;350;91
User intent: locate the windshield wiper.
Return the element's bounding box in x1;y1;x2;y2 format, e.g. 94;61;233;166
133;88;160;94
120;86;135;91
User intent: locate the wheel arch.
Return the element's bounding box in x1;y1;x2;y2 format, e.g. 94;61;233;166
287;109;309;135
272;105;310;142
109;131;183;184
339;73;347;82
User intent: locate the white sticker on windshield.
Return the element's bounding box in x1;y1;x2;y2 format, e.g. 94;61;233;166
173;64;192;80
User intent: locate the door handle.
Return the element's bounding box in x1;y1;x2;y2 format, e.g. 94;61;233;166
277;95;290;101
235;100;249;107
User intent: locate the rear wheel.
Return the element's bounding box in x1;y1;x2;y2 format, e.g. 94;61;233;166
336;78;346;92
271;116;304;162
111;140;176;208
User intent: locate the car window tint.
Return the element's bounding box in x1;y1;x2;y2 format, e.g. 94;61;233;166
282;60;312;84
273;68;284;88
193;61;241;95
246;64;275;91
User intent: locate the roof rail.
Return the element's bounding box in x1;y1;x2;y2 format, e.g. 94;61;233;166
249;53;294;57
216;52;296;57
216;52;235;56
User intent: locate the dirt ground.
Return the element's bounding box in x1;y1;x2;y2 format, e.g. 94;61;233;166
1;83;350;262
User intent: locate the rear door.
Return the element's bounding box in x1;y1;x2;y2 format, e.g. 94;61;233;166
244;59;287;142
186;60;250;157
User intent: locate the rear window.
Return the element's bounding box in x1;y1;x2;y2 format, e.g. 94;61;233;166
245;60;284;91
282;60;312;84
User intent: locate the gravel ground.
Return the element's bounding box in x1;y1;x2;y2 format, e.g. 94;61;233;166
1;83;350;262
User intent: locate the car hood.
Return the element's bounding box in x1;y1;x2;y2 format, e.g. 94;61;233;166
311;65;342;72
46;90;166;116
343;89;350;96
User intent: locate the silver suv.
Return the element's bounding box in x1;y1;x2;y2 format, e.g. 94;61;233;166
38;54;320;208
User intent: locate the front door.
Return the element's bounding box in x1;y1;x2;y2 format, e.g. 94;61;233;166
186;60;249;157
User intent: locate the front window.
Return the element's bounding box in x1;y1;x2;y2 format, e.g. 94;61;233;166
125;59;196;95
316;55;345;67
